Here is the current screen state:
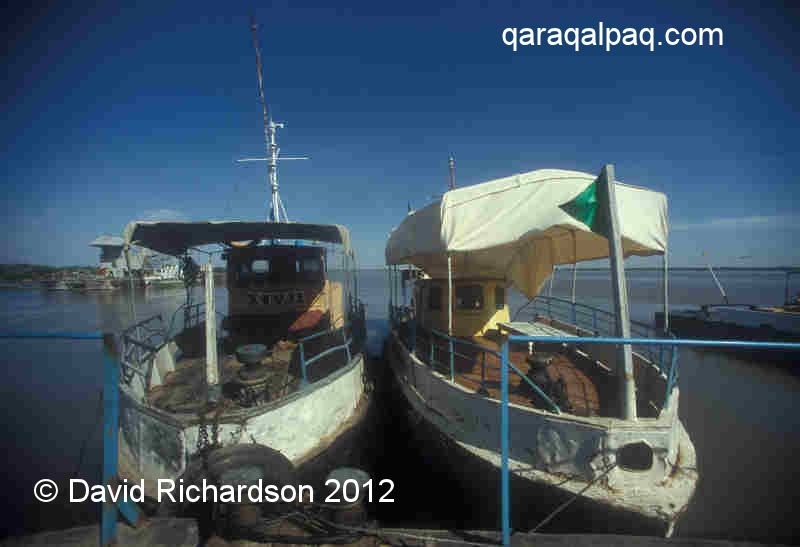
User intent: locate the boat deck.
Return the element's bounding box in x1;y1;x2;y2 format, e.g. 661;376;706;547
147;327;352;415
412;319;618;417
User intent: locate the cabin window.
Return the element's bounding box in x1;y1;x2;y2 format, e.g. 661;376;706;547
301;258;321;273
428;286;442;310
456;285;483;310
495;286;505;310
252;260;269;273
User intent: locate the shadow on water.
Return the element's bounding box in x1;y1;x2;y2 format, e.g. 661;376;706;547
1;269;799;543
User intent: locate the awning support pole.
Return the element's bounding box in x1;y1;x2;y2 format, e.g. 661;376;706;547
663;251;669;332
447;254;455;381
571;231;577;304
447;255;453;337
598;164;637;421
204;261;220;403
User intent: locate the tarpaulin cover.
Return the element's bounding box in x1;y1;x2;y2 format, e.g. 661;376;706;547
385;169;667;300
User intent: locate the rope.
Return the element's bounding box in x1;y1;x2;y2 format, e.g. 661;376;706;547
528;463;617;533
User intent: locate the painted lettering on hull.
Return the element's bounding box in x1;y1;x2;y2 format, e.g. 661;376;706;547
247;290;306;306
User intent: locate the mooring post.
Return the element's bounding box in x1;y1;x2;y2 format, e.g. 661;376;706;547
101;334;143;546
203;262;220;403
598;165;637;421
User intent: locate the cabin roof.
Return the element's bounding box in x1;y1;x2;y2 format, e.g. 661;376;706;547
123;220;351;256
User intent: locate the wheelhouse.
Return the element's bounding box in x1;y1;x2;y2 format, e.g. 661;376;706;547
224;243;342;340
415;278;509;337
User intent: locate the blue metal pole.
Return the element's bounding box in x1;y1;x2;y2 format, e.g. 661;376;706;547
101;335;142;546
501;340;510;547
343;329;351;363
299;342;308;386
506;335;800;349
449;338;455;381
409;311;416;353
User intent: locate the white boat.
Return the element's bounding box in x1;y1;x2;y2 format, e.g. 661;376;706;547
385;166;697;536
111;21;371;503
655;269;800;361
117;221;369;498
143;263;186;287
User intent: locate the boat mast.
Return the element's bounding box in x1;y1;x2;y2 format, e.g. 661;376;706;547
239;16;309;223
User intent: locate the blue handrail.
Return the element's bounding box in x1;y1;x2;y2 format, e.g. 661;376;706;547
297;304;364;386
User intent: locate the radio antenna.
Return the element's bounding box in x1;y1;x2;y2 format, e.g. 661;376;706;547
238;15;310;223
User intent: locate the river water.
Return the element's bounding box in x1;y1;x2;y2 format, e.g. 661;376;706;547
0;268;797;542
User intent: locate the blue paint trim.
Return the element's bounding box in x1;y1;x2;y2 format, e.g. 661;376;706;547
299;343;308;386
506;335;800;349
449;338;455;381
101;347;119;545
0;331;103;339
500;340;510;547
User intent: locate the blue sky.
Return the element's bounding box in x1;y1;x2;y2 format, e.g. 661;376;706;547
3;1;798;268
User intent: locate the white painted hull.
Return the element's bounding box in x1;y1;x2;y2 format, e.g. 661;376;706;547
117;353;367;497
387;331;697;535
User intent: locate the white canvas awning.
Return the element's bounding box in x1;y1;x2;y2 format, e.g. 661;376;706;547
123;220;351;257
385;168;668;300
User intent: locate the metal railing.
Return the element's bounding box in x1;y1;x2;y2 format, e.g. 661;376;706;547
298;327;352;386
390;305;561;414
518;295;678;378
119;314;166;388
298;300;366;387
119;302;228;390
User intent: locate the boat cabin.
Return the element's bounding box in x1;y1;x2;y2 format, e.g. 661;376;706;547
414;277;509;337
224;243;343;340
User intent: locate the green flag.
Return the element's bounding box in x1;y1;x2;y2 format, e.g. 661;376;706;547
558;179;610;237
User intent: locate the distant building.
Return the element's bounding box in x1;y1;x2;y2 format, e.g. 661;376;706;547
89;235;146;278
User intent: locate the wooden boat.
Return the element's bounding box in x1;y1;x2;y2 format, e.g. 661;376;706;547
116;221;369;498
655;269;800;362
385;166;697;536
112;22;371;503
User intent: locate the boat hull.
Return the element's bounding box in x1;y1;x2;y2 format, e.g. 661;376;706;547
384;331;697;537
117;352;373;499
655;310;800;364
